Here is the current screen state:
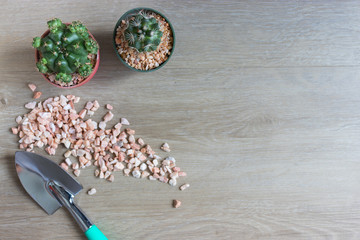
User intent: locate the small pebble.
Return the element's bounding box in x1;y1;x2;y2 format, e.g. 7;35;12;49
114;162;125;170
25;101;36;109
85;101;93;110
106;104;113;110
99;121;106;130
124;169;131;176
103;111;114;122
120;118;130;125
169;178;177;186
11;127;18;134
87;188;97;195
141;171;150;178
65;158;72;166
79;109;87;119
107;175;115;182
161;142;171;152
104;171;111;179
60;162;68;171
15;116;22;124
173;199;181;208
140;163;147;171
64;150;72;158
165;156;176;163
170;172;178;178
73;169;80;177
28;83;37;92
149;175;157;181
132;169;141;178
180;183;190;191
33;91;42;99
137;138;144;145
72;163;79;170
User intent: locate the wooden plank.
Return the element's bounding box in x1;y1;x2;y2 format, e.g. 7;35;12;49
1;0;360;239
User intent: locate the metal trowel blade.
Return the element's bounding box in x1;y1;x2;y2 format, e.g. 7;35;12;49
15;151;83;215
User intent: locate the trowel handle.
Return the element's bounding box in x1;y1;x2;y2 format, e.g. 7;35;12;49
48;181;108;240
85;225;108;240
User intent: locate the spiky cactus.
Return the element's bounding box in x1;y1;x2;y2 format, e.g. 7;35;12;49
124;11;163;52
32;18;98;83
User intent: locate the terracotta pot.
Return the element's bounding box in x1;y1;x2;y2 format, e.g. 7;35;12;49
113;7;175;72
35;23;100;88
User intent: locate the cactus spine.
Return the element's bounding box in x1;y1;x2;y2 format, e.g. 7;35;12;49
124;10;163;52
32;18;98;83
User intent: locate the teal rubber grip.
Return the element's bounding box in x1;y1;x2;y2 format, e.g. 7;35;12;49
85;225;109;240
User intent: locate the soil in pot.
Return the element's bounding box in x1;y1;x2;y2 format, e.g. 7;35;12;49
114;9;174;71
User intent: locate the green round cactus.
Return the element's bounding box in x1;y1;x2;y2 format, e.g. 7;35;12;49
32;18;98;83
124;11;163;52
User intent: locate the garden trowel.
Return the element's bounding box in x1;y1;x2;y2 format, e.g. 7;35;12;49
15;151;108;240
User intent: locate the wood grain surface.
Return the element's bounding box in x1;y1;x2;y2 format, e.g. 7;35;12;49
1;0;360;239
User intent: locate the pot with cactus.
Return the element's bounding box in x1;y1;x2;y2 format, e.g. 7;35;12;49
33;18;100;88
113;8;175;72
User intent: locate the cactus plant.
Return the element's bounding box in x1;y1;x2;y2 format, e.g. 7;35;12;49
32;18;99;83
124;10;163;52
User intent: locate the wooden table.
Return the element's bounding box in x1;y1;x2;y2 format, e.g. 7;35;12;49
1;1;360;239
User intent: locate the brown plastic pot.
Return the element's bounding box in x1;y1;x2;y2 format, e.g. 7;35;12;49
35;23;100;89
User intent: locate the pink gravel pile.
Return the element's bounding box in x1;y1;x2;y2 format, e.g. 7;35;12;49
11;94;186;186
